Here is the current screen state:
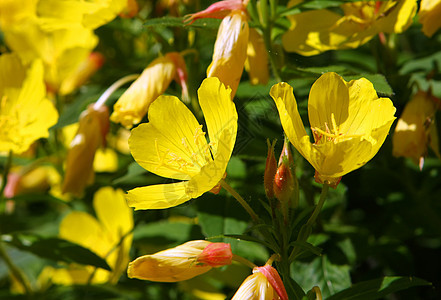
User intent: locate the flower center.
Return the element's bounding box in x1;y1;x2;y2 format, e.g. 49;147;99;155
154;125;213;176
311;112;362;144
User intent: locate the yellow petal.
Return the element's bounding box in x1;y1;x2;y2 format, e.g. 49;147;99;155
245;28;269;85
270;82;309;158
197;77;237;157
93;147;118;172
38;0;128;30
232;272;280;300
419;0;441;37
0;55;58;154
207;10;249;97
308;72;350;132
128;240;212;282
282;10;343;55
374;0;417;34
126;182;192;210
59;211;110;258
393;91;437;164
94;187;133;240
129;95;207;181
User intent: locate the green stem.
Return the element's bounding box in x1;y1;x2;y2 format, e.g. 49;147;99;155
232;254;257;269
0;239;33;294
262;25;282;82
220;179;259;223
306;183;329;227
288;183;329;262
0;150;13;212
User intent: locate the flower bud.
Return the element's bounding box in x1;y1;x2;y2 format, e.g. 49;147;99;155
184;0;246;24
264;139;277;199
128;241;232;282
232;264;288;300
196;242;232;267
62;104;109;196
273;138;296;213
207;10;249;98
110;52;188;128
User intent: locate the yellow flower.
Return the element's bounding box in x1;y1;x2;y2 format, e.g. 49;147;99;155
37;0;129;30
110;52;188;128
207;10;249;98
3;17;98;93
232;264;288;300
128;240;232;282
62;104;109;196
0;53;58;154
271;72;396;187
419;0;441;37
0;0;37;29
393;91;440;169
44;187;133;285
245;28;269;85
282;0;417;56
126;77;237;210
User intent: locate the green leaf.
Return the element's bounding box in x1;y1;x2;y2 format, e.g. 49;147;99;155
196;194;249;240
1;233;111;271
327;276;431;300
289;241;323;259
112;162;146;185
292;255;351;298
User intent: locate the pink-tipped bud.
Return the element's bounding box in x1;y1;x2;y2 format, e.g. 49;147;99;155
197;242;232;267
254;264;289;300
264;139;277;199
184;0;247;24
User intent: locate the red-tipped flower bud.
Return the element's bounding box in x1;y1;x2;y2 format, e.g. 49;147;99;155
273;138;297;217
197;242;233;267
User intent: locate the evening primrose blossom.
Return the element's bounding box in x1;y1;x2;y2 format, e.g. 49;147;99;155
128;240;232;282
126;77;237;210
271;72;396;187
43;187;133;285
0;53;58;154
282;0;417;56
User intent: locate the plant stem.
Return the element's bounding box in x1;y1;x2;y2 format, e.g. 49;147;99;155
93;74;139;109
0;239;33;294
220;179;259;222
0;150;13;212
232;254;257;269
306;183;329;227
288;183;329;262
